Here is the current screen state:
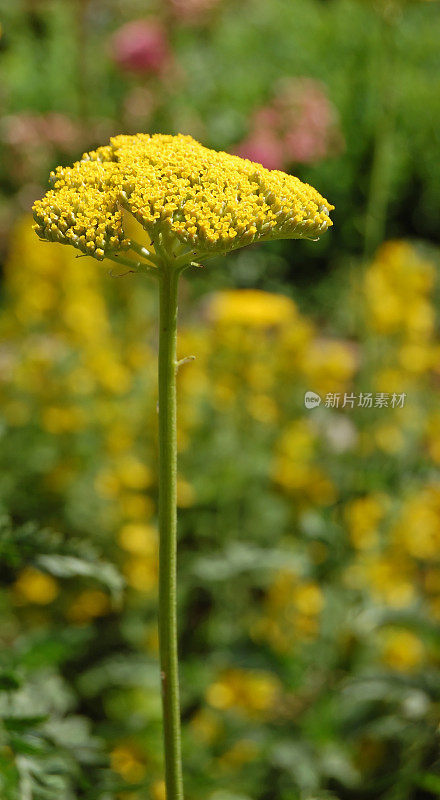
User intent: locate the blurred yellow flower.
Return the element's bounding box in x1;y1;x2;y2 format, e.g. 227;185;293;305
118;523;157;555
275;420;315;466
120;493;155;521
302;338;357;395
190;708;222;744
150;780;166;800
404;301;435;341
95;458;154;500
208;289;297;328
111;742;147;783
212;378;237;409
247;393;278;424
279;316;314;359
273;421;336;506
244;361;274;392
254;570;324;653
124;556;157;593
66;589;110;624
365;241;435;338
206;668;280;717
63;295;109;339
393;485;440;560
13;567;59;605
380;629;424;672
347;554;415;608
399;342;435;373
116;456;154;490
345;494;386;550
94;469;121;498
293;581;325;616
105;424;135;455
42;405;86;435
373;367;409;394
218;738;260;770
176;478;196;507
373;423;405;455
86;349;131;394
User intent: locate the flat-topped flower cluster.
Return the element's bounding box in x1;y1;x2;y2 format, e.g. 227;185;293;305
32;133;333;263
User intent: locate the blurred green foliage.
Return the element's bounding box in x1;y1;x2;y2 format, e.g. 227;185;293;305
1;0;440;273
1;1;440;799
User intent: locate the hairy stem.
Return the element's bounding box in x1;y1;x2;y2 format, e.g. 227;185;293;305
157;262;184;800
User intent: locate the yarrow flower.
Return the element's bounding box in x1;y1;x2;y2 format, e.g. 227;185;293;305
32;132;333;269
32;131;333;800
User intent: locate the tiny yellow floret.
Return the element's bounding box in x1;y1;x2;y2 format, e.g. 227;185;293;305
33;133;333;265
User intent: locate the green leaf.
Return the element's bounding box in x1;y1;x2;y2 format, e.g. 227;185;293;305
415;772;440;794
0;672;21;692
3;716;48;733
270;741;320;793
35;554;124;601
8;735;48;756
192;542;302;580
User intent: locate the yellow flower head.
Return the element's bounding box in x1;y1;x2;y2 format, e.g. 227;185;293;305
33;133;333;265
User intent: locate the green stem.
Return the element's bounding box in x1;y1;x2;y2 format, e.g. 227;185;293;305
363;8;397;258
157;261;184;800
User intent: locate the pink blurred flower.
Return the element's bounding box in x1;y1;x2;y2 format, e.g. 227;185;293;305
111;20;171;75
234;77;344;170
277;78;344;163
0;112;116;188
234;129;284;171
43;113;82;150
2;113;81;150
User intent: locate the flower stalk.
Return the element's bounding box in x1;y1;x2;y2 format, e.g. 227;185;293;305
157;260;184;800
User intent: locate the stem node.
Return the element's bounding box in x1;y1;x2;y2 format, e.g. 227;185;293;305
176;355;196;373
